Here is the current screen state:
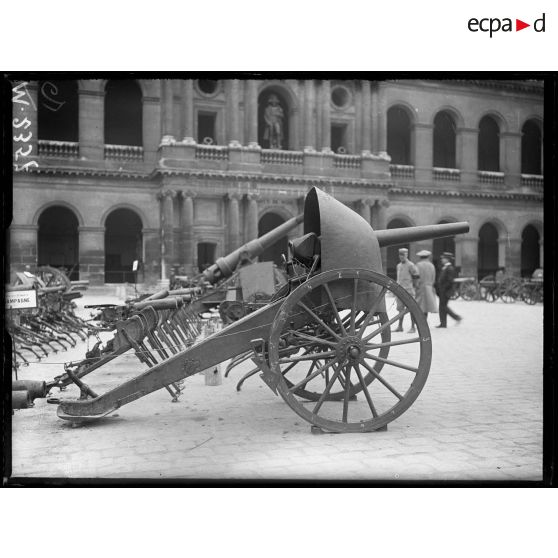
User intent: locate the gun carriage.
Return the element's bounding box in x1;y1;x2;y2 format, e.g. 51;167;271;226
24;187;468;433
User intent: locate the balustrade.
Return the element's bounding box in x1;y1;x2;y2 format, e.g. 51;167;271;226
38;140;79;158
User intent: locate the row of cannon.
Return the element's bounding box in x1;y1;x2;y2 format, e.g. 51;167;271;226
12;187;470;433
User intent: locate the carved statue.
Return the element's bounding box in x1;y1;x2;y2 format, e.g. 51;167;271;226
263;94;284;149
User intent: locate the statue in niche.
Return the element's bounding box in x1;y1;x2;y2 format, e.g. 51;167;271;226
263;94;284;149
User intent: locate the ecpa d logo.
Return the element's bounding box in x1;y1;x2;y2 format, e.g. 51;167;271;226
468;13;545;37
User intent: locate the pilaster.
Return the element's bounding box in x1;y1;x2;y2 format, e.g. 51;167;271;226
78;85;104;160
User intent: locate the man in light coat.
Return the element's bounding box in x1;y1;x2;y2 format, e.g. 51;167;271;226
415;250;438;321
394;247;419;333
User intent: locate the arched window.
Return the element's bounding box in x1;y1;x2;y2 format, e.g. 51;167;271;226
521;119;542;175
104;208;143;283
104;80;143;146
521;225;540;277
387;106;412;165
433;111;456;168
38;206;79;279
37;80;78;142
258;213;287;266
478;115;500;171
478;223;499;279
258;90;289;149
386;218;411;280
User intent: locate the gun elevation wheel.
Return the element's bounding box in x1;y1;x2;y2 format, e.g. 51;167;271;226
268;269;432;433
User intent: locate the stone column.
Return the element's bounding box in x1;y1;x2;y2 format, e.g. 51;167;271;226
371;83;379;153
179;191;195;274
246;193;260;242
498;237;508;269
357;198;372;224
459;127;479;184
159;190;176;283
303;80;314;150
162;80;174;140
506;238;522;276
501;131;522;188
361;80;372;153
321;80;331;151
78;226;105;286
143;95;161;163
413;123;434;184
377;89;387;153
456;234;479;278
371;200;389;272
8;224;38;276
78;83;104;160
12;81;39;165
247;80;259;147
229;79;240;145
227;192;241;252
182;79;195;142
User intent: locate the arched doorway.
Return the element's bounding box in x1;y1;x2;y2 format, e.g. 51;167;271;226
37;80;78;142
386;218;411;279
38;206;79;279
478;115;500;171
521;225;540;277
521;119;542;175
478;223;499;279
104;209;142;283
433;220;457;274
258;89;289;149
387;106;412;165
433;111;457;168
258;213;287;266
104;80;143;146
197;242;216;273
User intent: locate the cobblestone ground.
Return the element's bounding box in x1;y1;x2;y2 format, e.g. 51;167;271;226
9;293;543;482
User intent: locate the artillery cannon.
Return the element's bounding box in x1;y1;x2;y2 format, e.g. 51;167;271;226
49;187;468;433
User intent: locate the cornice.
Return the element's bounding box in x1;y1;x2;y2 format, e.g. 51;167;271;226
154;168;393;189
389;187;543;202
18;166;152;180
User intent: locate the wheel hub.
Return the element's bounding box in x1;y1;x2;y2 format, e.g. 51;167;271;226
336;336;363;362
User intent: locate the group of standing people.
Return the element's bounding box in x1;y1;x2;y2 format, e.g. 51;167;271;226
394;247;462;333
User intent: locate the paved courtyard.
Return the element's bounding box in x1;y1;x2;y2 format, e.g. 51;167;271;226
8;292;544;482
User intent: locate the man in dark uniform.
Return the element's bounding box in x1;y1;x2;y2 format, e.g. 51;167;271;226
436;252;462;328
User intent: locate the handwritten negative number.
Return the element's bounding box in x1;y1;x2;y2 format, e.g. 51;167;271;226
13;117;32;129
14;131;32;142
15;145;33;160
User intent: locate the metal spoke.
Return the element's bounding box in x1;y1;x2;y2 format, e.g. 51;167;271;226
357;286;388;339
323;283;347;336
353;363;378;418
287;356;341;393
296;301;341;341
363;352;419;373
278;350;336;364
362;308;409;342
290;330;338;348
312;361;344;415
360;359;404;400
350;279;358;334
342;364;352;422
365;336;420;350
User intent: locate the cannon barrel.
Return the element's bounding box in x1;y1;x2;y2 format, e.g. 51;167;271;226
203;213;304;284
375;222;470;248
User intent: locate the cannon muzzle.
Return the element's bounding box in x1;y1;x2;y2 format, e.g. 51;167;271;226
203;213;303;283
375;222;470;248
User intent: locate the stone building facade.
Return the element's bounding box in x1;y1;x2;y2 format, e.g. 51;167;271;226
10;78;543;286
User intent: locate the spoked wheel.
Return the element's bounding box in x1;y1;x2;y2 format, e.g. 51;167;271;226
267;269;432;433
281;311;391;402
460;280;479;301
35;266;71;291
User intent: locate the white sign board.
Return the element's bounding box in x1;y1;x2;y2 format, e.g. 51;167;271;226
6;289;37;309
